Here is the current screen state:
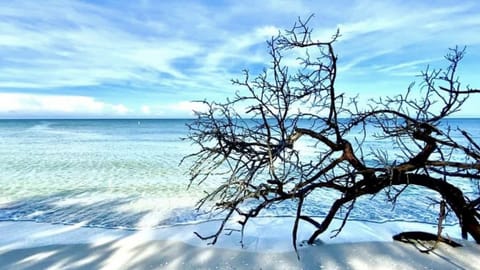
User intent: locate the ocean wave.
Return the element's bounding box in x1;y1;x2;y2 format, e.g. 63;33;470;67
0;188;461;232
0;119;476;233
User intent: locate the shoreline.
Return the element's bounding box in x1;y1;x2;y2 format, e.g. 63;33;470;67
1;218;479;269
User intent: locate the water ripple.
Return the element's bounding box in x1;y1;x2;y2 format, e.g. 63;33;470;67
0;119;477;230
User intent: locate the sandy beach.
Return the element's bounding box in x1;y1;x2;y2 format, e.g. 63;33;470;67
3;239;480;270
1;219;479;269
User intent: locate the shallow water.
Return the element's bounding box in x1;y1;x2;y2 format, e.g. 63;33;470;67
0;119;478;229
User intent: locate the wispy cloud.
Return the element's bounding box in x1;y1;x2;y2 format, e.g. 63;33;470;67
372;58;442;77
0;0;288;97
0;0;479;117
0;1;202;90
330;1;480;73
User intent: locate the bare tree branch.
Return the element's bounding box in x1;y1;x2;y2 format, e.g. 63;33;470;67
183;16;480;251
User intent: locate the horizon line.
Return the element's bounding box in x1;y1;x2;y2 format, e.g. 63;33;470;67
1;116;480;120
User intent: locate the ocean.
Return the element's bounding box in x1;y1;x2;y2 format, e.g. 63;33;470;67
0;119;478;230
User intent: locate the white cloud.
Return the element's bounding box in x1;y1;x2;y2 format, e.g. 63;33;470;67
141;105;151;114
0;93;129;116
174;101;208;111
121;101;210;118
255;26;280;37
112;104;129;114
168;101;209;115
374;58;442;77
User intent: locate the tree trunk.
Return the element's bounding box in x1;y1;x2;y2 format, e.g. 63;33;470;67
306;173;480;245
395;173;480;243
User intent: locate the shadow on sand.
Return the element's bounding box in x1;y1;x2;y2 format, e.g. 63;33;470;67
0;192;479;269
0;234;479;269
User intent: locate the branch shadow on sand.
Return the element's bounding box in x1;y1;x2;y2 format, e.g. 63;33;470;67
0;191;479;269
0;231;479;269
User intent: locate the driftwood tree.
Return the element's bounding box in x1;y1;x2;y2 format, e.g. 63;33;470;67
184;17;480;250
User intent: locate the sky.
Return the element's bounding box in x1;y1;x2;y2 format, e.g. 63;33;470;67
0;0;480;118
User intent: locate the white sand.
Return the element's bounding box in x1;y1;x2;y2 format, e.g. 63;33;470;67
0;219;479;269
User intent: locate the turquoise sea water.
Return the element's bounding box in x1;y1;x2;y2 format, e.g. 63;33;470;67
0;119;478;229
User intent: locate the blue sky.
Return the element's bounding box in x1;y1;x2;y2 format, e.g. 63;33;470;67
1;0;479;118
